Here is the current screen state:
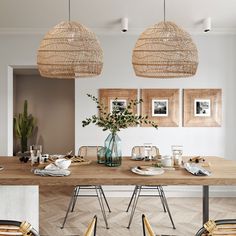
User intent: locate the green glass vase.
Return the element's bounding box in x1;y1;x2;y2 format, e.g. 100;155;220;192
104;132;122;167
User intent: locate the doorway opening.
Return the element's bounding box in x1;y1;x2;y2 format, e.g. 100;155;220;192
13;68;75;155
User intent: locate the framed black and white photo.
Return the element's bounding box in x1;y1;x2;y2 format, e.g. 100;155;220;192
152;99;168;117
194;99;211;117
183;89;222;127
99;89;138;115
110;99;127;112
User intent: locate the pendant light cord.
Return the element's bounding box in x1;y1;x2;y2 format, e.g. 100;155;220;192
68;0;71;22
164;0;166;22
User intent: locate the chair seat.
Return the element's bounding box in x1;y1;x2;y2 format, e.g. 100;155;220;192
195;219;236;236
0;220;39;236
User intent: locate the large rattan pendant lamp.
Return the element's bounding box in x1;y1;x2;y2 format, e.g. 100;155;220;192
37;0;103;79
132;0;198;78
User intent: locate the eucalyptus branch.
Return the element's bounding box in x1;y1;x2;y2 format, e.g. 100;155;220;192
82;94;158;133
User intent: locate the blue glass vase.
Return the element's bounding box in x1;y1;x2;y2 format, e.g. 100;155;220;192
104;132;122;167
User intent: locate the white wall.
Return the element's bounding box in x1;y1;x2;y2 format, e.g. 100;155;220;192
0;33;235;199
0;34;235;158
76;34;236;159
0;34;42;155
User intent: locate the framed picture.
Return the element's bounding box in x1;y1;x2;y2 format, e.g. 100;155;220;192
194;99;211;117
99;89;138;115
141;89;179;127
183;89;222;127
110;99;127;112
152;99;168;117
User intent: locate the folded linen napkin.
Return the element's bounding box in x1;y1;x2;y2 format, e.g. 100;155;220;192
34;168;71;177
33;158;71;177
184;163;211;176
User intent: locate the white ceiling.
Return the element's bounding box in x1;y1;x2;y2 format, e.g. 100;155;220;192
0;0;236;34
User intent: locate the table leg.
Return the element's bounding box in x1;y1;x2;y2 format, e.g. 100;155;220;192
203;185;209;224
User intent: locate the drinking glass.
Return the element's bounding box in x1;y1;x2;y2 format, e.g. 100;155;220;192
171;145;183;166
30;145;42;165
144;143;153;161
97;146;106;164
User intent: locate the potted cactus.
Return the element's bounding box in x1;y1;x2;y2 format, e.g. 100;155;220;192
14;100;36;153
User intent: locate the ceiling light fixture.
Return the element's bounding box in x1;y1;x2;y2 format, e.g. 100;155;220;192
203;17;211;32
121;17;129;33
37;0;103;79
132;0;198;78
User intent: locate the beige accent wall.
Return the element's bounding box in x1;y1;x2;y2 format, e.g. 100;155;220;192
13;73;74;154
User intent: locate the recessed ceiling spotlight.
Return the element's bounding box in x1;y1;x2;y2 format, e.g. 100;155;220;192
121;17;128;33
203;17;211;33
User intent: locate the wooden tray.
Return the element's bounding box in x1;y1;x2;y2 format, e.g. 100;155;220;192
64;156;92;166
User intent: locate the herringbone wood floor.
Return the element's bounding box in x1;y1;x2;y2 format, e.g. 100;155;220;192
39;187;236;236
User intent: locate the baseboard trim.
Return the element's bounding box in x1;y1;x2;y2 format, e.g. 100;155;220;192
80;186;236;198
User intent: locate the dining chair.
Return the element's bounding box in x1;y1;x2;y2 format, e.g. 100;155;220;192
195;219;236;236
61;146;111;229
84;215;97;236
127;146;175;229
142;214;176;236
0;220;39;236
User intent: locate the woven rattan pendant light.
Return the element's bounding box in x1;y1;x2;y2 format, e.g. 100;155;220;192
132;0;198;78
37;0;103;79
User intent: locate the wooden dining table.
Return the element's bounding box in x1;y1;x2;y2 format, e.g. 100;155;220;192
1;156;236;225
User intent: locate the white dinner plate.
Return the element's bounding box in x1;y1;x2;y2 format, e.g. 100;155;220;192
131;156;144;161
131;166;164;176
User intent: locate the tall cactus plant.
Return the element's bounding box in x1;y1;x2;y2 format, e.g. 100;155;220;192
14;100;36;153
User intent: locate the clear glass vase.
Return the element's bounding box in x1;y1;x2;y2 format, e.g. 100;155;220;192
104;132;122;167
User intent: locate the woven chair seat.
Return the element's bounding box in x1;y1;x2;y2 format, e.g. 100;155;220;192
132;146;160;158
196;219;236;236
0;221;39;236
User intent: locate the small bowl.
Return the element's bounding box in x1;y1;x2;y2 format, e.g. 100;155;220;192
55;159;71;169
160;155;173;167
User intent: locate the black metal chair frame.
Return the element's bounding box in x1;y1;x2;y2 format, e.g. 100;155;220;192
61;146;111;229
127;146;175;229
0;220;39;236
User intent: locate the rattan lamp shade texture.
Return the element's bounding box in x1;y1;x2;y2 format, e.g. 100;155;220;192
37;21;103;79
132;21;198;78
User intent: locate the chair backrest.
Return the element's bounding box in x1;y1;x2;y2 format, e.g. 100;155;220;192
195;219;236;236
132;146;160;157
142;214;155;236
78;146;103;157
0;220;39;236
142;215;176;236
83;215;97;236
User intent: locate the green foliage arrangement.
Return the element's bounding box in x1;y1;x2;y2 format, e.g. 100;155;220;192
82;94;158;133
14;100;36;153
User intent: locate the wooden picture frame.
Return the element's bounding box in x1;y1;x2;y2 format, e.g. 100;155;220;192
140;89;179;127
99;89;138;115
183;89;222;127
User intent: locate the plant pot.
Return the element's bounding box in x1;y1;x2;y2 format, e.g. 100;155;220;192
104;132;122;167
